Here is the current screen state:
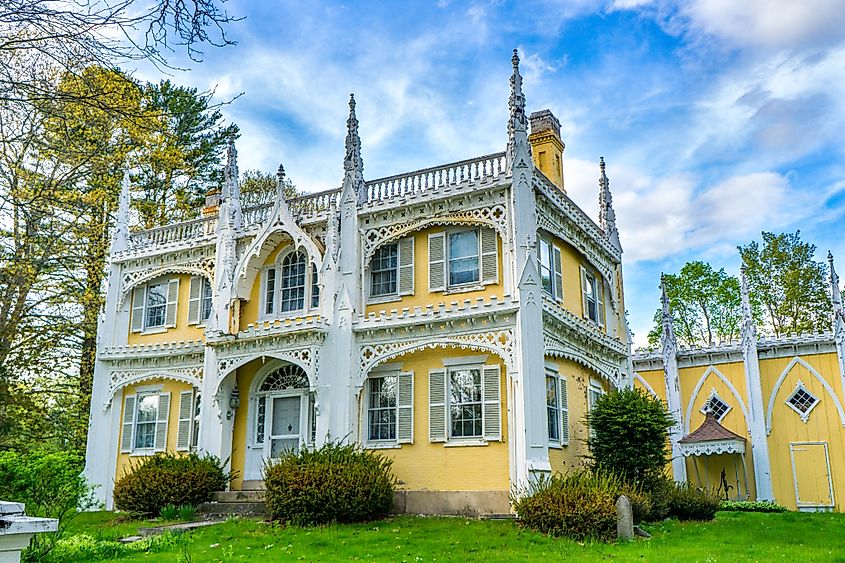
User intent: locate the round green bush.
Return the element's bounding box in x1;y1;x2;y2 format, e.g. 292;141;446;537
113;452;230;516
669;482;721;521
511;471;620;542
263;441;396;526
720;500;787;513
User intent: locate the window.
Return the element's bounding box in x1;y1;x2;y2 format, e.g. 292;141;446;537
134;394;158;450
546;374;560;443
786;382;820;423
449;368;483;438
192;392;201;449
145;282;167;329
701;392;731;422
281;251;306;312
448;230;480;287
310;264;320;308
200;279;213;322
588;380;605;412
582;268;604;325
264;268;276;315
371;243;398;297
368;375;398;441
539;238;554;296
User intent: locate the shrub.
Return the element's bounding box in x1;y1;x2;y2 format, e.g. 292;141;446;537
113;452;230;516
0;450;97;561
720;500;787;513
640;473;675;521
159;504;179;520
177;504;197;521
669;482;721;521
263;441;396;526
511;471;621;542
587;388;675;483
619;483;652;524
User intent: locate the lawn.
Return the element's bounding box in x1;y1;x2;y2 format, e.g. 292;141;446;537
53;510;845;562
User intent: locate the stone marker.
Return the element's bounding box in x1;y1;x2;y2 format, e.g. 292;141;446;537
616;495;634;541
0;501;58;563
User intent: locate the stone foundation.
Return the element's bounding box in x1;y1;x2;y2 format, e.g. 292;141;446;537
392;490;510;516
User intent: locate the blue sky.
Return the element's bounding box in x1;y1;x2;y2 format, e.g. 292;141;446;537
136;0;845;346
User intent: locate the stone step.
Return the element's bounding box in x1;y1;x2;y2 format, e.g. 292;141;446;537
211;490;266;503
197;501;266;516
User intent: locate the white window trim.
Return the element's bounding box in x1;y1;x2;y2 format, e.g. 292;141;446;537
785;380;821;423
140;280;169;333
259;248;320;321
445;227;482;291
700;389;732;422
368;242;400;301
130;391;159;455
198;278;213;327
445;362;486;444
538;235;557;300
584;270;602;325
545;367;562;448
365;370;400;446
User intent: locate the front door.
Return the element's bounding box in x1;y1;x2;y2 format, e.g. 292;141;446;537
790;442;834;510
265;395;304;460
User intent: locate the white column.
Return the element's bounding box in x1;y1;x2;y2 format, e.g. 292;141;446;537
828;252;845;399
660;278;687;482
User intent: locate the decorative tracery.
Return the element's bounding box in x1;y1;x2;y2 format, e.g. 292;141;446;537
259;364;309;392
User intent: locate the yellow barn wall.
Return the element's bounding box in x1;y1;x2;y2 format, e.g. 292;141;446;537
127;273;206;345
364;225;505;316
546;357;608;476
679;362;756;499
114;379;195;481
759;353;845;511
373;348;510;492
634;368;666;402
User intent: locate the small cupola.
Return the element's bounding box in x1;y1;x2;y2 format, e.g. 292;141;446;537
528;109;565;191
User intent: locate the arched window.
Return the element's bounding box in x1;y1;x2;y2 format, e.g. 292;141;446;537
281;251;307;312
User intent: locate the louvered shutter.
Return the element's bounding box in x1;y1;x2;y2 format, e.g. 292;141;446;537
154;392;170;452
131;287;145;332
580;266;590;319
398;237;414;295
176;390;194;451
187;277;201;325
482;364;502;441
397;371;414;444
559;377;569;446
120;394;136;453
480;227;498;284
428;232;446;292
165;279;179;328
553;246;564;302
428;369;446;442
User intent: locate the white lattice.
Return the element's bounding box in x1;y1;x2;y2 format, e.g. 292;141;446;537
119;257;214;307
679;439;745;457
105;366;202;409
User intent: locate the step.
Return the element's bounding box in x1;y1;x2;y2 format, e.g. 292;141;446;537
197;501;266;516
211;490;266;503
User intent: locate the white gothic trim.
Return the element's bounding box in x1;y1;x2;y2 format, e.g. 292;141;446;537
765;356;845;434
104;368;202;410
684;365;749;432
679;439;746;457
633;372;659;398
119;259;214;308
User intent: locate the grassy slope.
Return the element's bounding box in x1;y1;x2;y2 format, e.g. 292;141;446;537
68;511;845;562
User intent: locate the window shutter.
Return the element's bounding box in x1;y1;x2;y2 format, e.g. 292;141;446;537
428;369;446;442
165;279;179;328
398;237;415;296
428;232;446;292
187;277;201;325
559;377;569;446
580;266;590;319
397;371;414;444
154;392;170;452
482;364;502;441
120;394;136;453
176;390;194;451
553;246;564;302
131;287;145;333
480;227;498;285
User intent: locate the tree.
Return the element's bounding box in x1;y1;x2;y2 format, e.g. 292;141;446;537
587;387;674;483
739;231;830;337
240;169;299;208
647;261;744;347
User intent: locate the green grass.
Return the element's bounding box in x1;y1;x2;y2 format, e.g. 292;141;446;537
54;511;845;562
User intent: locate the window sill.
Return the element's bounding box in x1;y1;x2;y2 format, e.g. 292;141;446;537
548;443;564;450
364;442;402;450
444;439;488;447
368;294;402;306
129;450;156;457
443;284;485;296
140;327;167;335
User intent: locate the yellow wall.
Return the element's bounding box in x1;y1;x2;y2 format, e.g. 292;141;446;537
114;379;195;480
529;133;564;190
634;368;666;402
127;273;205;345
230;358;263;491
546;357;608;475
374;347;510;492
759;353;845;511
364;225;505;316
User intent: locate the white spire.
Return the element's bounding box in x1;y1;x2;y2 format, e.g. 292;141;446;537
342;94;366;205
598;157;621;251
828;251;845;333
111;169;131;254
223;139;242;228
506;49;530;174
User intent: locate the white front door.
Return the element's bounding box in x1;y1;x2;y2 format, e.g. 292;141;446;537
264;394;305;460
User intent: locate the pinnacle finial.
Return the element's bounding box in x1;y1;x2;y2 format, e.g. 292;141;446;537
508;48;527;144
277;163;285;179
598;157;620;251
600;156;606;174
512;48;519;69
344;92;363;177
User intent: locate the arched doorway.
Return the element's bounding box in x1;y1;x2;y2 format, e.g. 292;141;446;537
244;362;314;481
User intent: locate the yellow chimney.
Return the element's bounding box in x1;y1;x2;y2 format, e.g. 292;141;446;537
528;109;565;191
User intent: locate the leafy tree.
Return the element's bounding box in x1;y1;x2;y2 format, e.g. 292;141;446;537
240;169;299;208
647;261;744;347
587;387;674;483
739;231;830;337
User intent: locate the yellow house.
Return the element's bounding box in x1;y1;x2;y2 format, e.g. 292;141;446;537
83;51;630;515
634;265;845;512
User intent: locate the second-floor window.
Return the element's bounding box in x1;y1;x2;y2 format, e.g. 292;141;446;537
581;267;604;326
539;235;564;302
131;278;179;333
428;227;498;293
145;283;167;328
371;243;398;297
448;230;480;287
188;276;213;326
262;250;319;318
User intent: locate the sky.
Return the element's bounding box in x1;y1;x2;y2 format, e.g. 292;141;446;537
133;0;845;347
